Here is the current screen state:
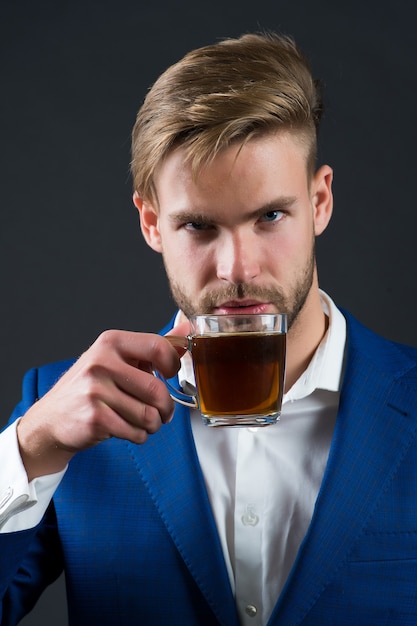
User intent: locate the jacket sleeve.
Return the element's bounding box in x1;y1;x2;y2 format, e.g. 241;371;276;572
0;503;64;625
0;366;65;625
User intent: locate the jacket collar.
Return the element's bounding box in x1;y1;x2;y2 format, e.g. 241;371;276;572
125;392;239;626
268;310;417;624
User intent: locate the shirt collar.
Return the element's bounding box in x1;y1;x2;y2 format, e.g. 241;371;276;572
283;289;346;403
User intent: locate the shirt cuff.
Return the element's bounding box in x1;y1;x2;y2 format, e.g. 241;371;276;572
0;419;67;532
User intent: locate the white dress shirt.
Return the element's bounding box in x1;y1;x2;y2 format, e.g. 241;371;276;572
181;290;346;624
0;290;346;626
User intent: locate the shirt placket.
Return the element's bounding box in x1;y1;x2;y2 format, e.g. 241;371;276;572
234;427;266;625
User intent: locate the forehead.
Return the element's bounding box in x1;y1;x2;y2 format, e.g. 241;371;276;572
153;131;311;210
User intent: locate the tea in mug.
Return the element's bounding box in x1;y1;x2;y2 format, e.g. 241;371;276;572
190;331;286;420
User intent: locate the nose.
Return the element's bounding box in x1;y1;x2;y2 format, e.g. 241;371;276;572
216;229;261;285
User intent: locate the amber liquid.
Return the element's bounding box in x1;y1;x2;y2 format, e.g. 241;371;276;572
191;332;286;417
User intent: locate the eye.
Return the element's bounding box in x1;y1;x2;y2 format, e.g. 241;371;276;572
184;221;214;231
259;210;285;223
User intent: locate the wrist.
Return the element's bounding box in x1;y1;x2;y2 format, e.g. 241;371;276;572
17;415;74;482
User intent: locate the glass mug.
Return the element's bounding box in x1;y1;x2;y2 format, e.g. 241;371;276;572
162;313;287;427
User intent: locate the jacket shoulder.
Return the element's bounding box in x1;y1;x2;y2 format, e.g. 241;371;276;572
35;358;77;397
8;358;77;424
342;308;417;377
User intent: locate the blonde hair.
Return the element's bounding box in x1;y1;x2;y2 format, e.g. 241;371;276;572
131;32;323;201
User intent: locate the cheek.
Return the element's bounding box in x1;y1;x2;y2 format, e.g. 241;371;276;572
269;226;314;270
163;241;213;285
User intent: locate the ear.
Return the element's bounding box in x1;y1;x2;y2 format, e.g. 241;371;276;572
133;191;162;253
311;165;333;236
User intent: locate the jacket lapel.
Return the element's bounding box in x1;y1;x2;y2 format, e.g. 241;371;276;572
126;392;239;626
268;313;417;625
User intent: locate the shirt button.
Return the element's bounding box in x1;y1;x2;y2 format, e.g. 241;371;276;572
245;604;257;617
241;504;259;526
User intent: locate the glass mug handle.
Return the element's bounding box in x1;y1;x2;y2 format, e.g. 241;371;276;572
154;335;198;408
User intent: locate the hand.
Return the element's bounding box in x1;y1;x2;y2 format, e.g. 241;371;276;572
17;323;190;480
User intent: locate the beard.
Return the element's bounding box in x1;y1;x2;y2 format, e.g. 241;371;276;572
165;242;316;332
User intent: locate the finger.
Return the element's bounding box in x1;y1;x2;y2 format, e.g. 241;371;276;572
91;330;181;379
166;320;192;337
109;364;176;425
165;320;192;356
103;396;172;441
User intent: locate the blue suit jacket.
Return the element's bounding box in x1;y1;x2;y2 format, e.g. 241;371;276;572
1;310;417;625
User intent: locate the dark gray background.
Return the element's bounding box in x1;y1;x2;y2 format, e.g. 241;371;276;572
1;1;416;624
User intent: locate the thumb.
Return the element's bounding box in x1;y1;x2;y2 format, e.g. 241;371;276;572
167;320;192;337
165;320;192;356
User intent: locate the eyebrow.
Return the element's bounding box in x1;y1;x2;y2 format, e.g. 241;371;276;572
168;196;297;225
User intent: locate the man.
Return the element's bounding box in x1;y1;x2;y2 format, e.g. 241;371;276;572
1;32;417;625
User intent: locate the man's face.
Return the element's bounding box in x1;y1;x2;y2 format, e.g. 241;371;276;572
137;132;333;331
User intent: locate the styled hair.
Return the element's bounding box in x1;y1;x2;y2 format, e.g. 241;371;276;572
131;32;323;201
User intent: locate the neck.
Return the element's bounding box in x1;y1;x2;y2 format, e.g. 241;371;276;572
284;285;328;392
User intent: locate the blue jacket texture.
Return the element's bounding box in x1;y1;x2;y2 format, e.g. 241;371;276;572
1;310;417;625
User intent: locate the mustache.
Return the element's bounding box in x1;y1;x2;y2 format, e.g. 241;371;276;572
198;283;287;312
